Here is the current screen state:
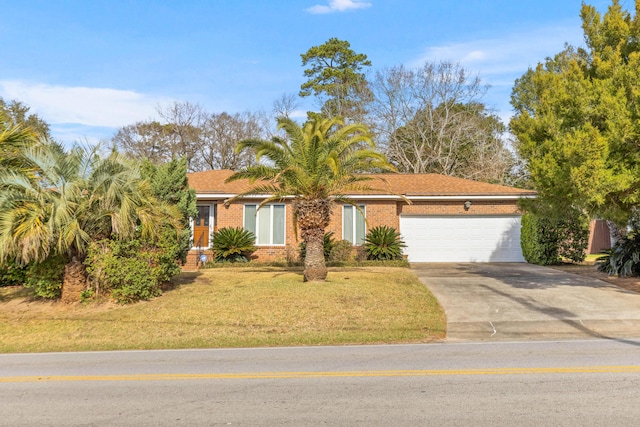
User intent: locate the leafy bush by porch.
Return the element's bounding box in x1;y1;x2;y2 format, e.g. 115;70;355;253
329;240;355;262
23;255;66;299
85;239;180;304
364;226;407;261
211;227;256;262
0;260;26;287
0;255;67;299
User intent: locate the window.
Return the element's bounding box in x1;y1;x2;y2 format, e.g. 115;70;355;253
244;204;285;245
343;204;366;245
195;205;210;227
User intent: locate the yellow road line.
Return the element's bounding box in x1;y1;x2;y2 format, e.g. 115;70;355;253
2;366;640;383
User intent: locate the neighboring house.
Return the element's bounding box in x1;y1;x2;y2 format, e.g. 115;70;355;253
587;219;614;254
186;169;536;266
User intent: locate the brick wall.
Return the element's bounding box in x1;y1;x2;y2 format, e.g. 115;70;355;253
196;198;522;262
216;201;240;229
214;199;297;262
399;200;521;216
362;200;400;230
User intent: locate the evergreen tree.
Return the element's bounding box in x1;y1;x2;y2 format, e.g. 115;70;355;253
510;0;640;224
300;38;372;122
141;158;197;263
0;97;51;140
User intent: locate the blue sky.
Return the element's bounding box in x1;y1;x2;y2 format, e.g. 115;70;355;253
1;0;617;145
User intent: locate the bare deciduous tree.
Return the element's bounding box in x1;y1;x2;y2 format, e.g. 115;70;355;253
367;61;514;183
192;112;261;171
111;121;173;164
156;101;204;170
272;93;299;120
112;102;264;172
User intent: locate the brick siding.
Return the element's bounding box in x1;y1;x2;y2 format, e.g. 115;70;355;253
400;200;521;216
189;198;522;264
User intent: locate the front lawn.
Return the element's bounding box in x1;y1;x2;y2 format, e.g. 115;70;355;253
0;267;445;353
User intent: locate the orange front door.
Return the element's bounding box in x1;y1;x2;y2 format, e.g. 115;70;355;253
194;205;211;248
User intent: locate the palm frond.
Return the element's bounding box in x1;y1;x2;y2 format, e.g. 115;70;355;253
228;114;396;205
0;139;181;264
225;165;280;182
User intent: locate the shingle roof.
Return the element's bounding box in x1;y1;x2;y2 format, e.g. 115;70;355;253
187;169;536;197
359;174;536;196
187;169;250;194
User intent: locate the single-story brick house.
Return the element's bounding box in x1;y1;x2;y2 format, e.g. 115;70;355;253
186;169;537;265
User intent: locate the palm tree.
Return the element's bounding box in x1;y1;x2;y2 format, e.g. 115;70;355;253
0;110;38;172
228;116;394;281
0;142;182;302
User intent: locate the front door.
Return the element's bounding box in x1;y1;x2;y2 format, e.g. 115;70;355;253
194;205;211;248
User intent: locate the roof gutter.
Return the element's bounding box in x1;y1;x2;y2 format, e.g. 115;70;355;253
196;193;536;201
405;194;536;201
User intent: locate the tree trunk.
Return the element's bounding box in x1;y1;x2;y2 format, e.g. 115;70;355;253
294;198;332;282
303;230;327;282
60;258;87;304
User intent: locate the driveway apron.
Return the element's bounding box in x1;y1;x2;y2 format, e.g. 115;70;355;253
412;263;640;341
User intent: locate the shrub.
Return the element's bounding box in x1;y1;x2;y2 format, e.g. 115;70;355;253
520;210;588;265
211;227;256;262
285;245;301;266
596;231;640;277
24;255;66;299
80;288;95;303
0;260;26;287
299;232;335;261
364;226;407;260
557;212;589;263
329;240;354;263
85;239;174;304
521;213;559;265
355;245;367;262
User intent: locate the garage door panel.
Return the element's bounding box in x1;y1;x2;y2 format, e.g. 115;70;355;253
399;216;524;262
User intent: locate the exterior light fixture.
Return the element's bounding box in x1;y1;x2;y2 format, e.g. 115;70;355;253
464;201;472;211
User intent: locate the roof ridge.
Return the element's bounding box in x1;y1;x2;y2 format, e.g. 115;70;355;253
187;170;536;196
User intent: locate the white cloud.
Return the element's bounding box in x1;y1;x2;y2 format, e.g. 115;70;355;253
409;23;583;80
407;23;584;122
50;124;114;146
462;50;487;62
0;80;170;128
306;0;371;14
288;109;309;119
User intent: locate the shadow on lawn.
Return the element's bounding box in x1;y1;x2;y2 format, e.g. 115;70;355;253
166;271;204;289
0;286;36;303
199;266;304;274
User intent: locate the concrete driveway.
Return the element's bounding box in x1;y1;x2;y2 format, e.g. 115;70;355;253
412;263;640;341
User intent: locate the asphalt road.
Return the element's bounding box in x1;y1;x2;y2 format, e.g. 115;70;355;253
2;340;640;426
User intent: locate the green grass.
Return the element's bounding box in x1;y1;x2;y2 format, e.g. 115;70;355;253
559;253;603;265
583;253;604;264
201;259;411;268
0;267;445;353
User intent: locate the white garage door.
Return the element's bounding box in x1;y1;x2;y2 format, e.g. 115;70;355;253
399;216;525;262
